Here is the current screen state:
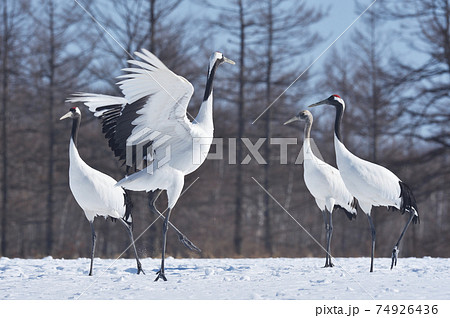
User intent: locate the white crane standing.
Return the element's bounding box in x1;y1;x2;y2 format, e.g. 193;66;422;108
284;110;357;267
308;94;419;272
68;49;234;281
60;107;143;276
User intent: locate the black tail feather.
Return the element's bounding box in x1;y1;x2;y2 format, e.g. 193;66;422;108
399;181;419;224
123;190;133;226
335;205;356;221
350;196;358;211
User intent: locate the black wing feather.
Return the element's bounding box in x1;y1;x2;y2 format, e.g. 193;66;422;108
399;181;420;224
96;96;150;170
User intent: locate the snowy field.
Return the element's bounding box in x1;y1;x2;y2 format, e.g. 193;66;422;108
0;256;449;300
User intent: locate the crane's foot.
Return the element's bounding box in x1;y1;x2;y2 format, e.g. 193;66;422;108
177;233;202;253
391;246;399;270
154;270;167;282
323;262;334;268
137;263;145;275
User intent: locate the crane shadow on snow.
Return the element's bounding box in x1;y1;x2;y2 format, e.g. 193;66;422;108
124;266;198;275
124;268;141;274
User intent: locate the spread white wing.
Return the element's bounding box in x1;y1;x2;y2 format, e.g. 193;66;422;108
68;49;195;170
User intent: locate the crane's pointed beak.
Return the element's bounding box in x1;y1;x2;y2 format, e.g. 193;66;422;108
308;99;329;108
283;116;299;125
223;56;235;65
59;111;72;120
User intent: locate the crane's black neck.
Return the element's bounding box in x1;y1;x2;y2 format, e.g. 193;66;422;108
334;104;344;142
203;60;219;101
71;116;81;147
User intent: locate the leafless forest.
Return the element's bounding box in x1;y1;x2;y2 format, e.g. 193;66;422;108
0;0;449;260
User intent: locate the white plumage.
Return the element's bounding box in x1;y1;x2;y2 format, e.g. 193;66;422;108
334;138;402;209
68;138;124;222
309;94;419;272
284;110;356;267
67;49;234;281
60;107;143;276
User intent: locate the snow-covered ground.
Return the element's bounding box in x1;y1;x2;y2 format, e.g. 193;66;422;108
0;256;448;300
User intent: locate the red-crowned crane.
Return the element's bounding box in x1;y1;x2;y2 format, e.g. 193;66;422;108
60;106;143;276
68;49;234;281
308;94;419;272
284;110;357;267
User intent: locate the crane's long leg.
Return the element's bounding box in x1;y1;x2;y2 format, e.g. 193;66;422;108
118;218;145;275
155;208;172;282
89;221;96;276
327;210;334;267
367;215;376;272
390;211;415;270
148;191;201;253
321;210;331;267
322;210;328;267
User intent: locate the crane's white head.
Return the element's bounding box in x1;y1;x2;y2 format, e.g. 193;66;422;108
208;51;235;74
60;106;81;120
308;94;345;110
203;52;235;101
284;109;313;125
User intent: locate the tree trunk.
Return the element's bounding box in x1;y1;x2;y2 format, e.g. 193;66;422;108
146;0;158;256
1;0;9;256
263;0;273;256
369;11;378;163
233;0;246;256
46;0;55;256
149;0;155;53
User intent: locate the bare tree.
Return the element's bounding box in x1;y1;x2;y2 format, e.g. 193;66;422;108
201;0;260;255
87;0;188;90
1;0;11;256
27;0;97;255
380;0;450;255
262;0;274;255
147;0;184;52
253;0;325;255
0;0;29;256
377;0;449;159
